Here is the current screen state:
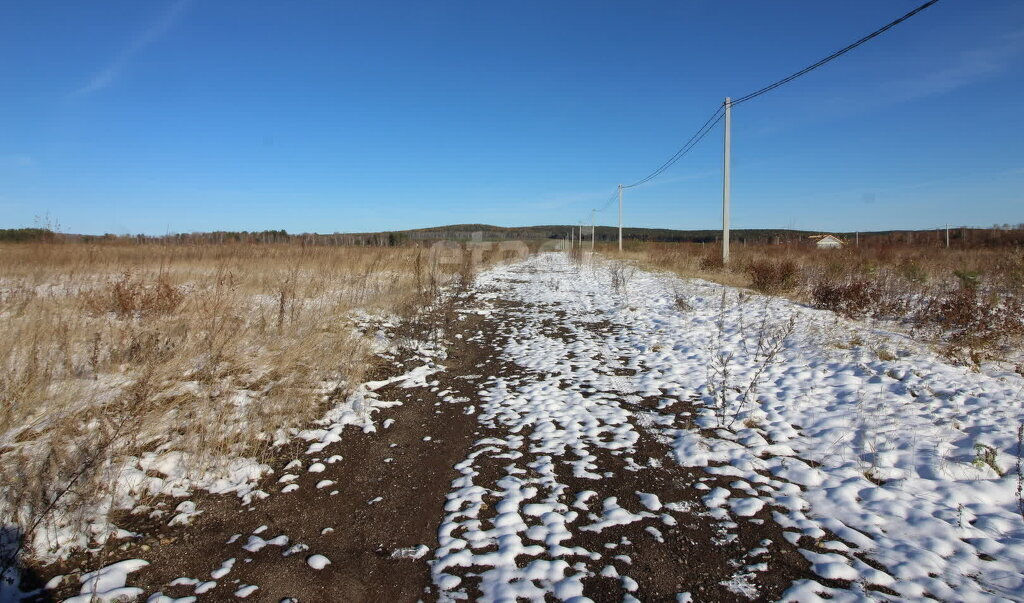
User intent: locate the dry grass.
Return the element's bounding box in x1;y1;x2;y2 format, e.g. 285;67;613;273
0;241;463;559
612;240;1024;363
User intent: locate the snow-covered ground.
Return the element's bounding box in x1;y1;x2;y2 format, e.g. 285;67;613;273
431;252;1024;600
14;251;1024;601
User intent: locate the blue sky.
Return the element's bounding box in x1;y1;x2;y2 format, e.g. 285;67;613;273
1;1;1022;235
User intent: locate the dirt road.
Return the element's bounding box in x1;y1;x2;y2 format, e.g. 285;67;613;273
34;253;1024;601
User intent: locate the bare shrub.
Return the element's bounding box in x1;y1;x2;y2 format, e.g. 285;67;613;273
916;281;1024;361
83;271;184;318
745;259;798;294
994;251;1024;292
698;254;724;272
706;291;795;429
896;258;929;284
609;263;636;294
810;278;880;319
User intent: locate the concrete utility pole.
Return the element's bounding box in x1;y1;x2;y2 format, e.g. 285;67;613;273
617;184;623;253
945;224;950;248
590;209;596;252
722;97;732;265
569;226;574;251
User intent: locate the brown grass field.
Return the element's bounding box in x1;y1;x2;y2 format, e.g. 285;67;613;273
0;241;471;558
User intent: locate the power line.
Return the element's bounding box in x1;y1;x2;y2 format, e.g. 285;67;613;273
612;0;940;194
596;190;618;212
623;104;725;189
731;0;941;106
577;191;618;232
578;0;941;241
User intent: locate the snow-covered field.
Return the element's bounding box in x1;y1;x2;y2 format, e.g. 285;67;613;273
12;251;1024;601
431;252;1024;600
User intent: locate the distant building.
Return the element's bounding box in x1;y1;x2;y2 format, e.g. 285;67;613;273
809;234;844;249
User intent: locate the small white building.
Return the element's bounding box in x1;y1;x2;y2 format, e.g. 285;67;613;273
810;234;844;249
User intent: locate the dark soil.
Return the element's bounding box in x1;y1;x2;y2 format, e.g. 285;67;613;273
434;297;842;603
34;296;503;602
25;273;875;603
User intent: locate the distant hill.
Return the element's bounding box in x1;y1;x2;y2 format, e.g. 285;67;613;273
4;224;1020;247
353;224;820;244
289;223;1024;248
348;224;1023;247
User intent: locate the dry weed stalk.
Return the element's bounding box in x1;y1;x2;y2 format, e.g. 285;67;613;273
705;290;795;430
1017;422;1024;523
609;263;636;295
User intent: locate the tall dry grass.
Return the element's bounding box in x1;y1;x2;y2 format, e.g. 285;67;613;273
615;240;1024;364
0;241;459;560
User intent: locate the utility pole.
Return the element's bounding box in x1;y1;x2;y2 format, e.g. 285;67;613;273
617;184;623;253
856;231;859;247
945;224;950;248
569;226;574;251
590;209;596;253
722;97;731;265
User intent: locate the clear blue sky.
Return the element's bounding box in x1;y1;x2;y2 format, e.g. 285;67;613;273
2;1;1022;235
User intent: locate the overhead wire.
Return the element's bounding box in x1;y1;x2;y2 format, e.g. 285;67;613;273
613;0;940;193
730;0;941;106
622;103;725;189
575;190;619;231
596;190;618;212
576;0;942;237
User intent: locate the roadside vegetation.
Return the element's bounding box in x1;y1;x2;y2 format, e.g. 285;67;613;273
620;238;1024;366
6;229;1022;568
0;240;477;563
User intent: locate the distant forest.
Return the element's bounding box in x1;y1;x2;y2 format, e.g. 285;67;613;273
3;224;1024;248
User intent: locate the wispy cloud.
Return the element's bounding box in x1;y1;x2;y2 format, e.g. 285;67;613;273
749;25;1024;137
1;154;35;167
884;27;1024;103
72;0;191;96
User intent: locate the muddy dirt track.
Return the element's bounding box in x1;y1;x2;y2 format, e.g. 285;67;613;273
30;253;1020;602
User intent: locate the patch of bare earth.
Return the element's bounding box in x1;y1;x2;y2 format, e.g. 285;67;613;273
34;295;503;601
434;298;838;602
30;268;879;602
